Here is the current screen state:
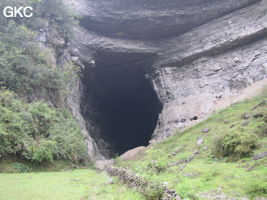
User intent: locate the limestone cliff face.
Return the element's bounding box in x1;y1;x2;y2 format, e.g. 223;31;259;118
65;0;267;158
150;0;267;139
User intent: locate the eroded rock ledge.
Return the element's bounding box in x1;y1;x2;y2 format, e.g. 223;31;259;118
65;0;267;158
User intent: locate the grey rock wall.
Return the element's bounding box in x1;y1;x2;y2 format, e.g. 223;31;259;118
157;0;267;67
36;20;103;160
65;0;267;157
152;34;267;139
150;0;267;139
79;0;259;41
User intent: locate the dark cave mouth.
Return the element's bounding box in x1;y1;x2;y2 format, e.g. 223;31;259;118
82;55;162;158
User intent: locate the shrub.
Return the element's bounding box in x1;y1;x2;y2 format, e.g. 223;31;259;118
0;23;66;101
214;131;258;159
246;181;267;198
0;88;89;164
26;140;57;163
147;160;167;174
0;0;75;35
0;0;77;104
33;0;76;37
0;0;87;165
12;162;33;173
257;113;267;137
143;184;164;200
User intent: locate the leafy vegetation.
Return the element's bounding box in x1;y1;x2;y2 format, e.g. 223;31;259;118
0;0;77;103
0;0;88;166
0;23;64;100
214;131;258;159
0;0;75;34
0;158;77;173
142;184;165;200
0;88;89;164
116;91;267;199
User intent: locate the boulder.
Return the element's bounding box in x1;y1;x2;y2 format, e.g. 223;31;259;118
120;146;146;161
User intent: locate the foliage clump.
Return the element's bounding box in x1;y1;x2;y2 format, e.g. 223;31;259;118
12;162;33;173
147;160;167;174
143;184;164;200
214;131;258;159
0;89;89;164
0;0;75;33
0;0;88;167
0;0;77;104
246;181;267;198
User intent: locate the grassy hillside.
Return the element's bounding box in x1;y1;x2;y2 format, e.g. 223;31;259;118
0;169;144;200
0;89;266;200
116;92;267;199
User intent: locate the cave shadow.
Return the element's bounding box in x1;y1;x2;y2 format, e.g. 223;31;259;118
81;53;162;158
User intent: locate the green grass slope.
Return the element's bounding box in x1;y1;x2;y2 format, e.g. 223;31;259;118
0;169;144;200
0;93;266;200
116;93;267;199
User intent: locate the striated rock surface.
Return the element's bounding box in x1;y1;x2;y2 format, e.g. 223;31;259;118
79;0;259;41
152;29;267;138
65;0;267;158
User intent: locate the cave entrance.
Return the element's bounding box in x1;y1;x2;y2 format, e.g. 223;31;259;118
82;53;162;158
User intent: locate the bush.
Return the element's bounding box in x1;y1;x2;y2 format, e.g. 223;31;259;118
0;0;87;165
27;140;56;163
0;23;67;101
246;181;267;198
143;184;164;200
0;0;75;35
147;160;167;174
33;0;76;37
12;162;33;173
257;113;267;137
0;88;89;164
0;0;77;104
214;131;258;159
